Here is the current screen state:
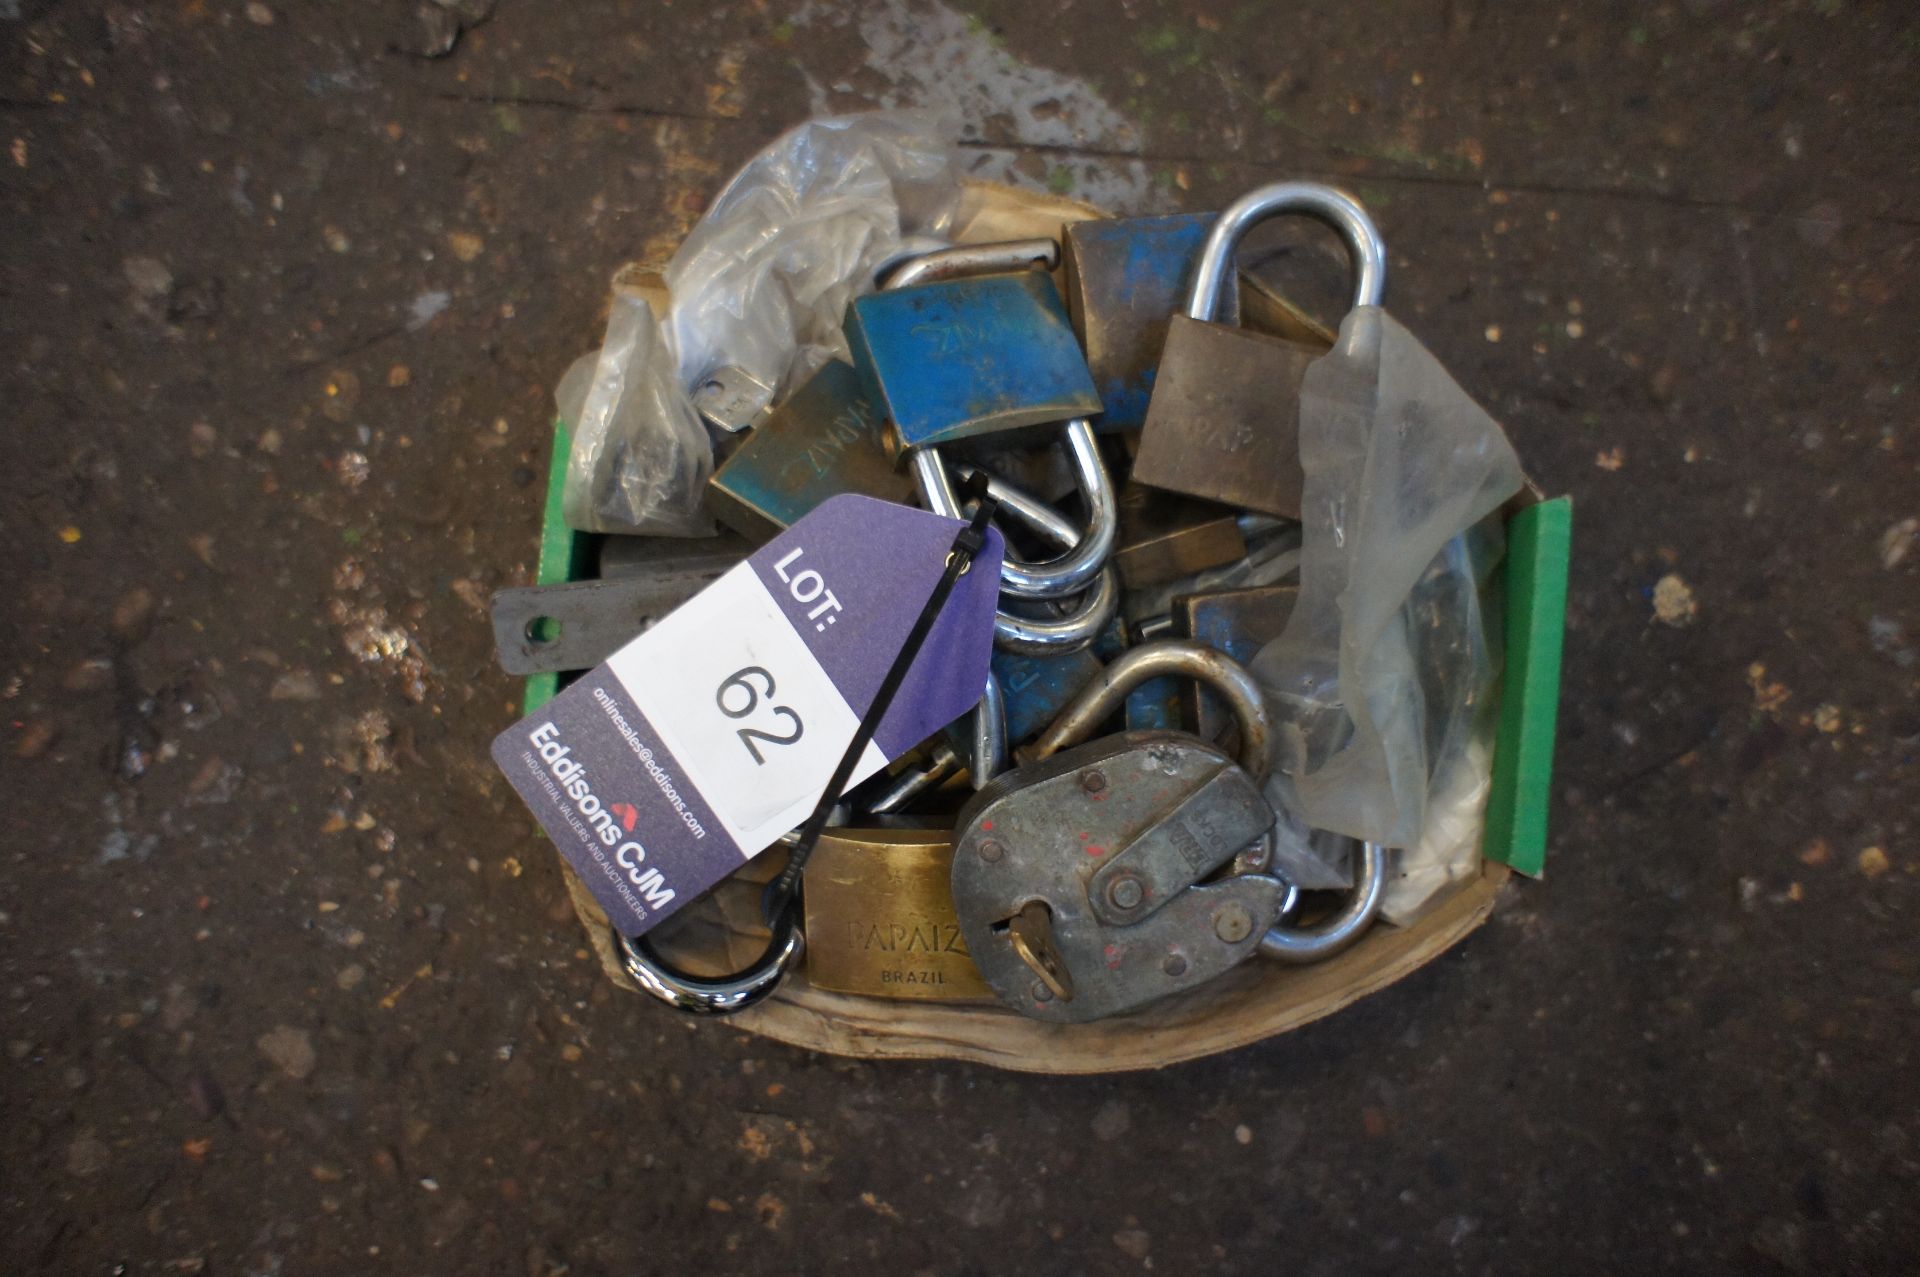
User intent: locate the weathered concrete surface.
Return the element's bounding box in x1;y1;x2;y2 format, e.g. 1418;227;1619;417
2;1;1915;1272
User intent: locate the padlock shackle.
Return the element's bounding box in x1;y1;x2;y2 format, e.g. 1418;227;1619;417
969;674;1009;787
1025;641;1272;782
914;420;1117;599
870;234;956;287
1187;182;1386;323
947;468;1121;653
882;238;1059;289
617;907;803;1014
1257;838;1386;963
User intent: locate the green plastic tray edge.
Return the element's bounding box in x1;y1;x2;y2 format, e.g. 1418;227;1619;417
521;421;592;717
1481;496;1573;877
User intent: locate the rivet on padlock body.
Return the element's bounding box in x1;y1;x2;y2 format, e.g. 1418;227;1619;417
1131;183;1387;520
951;642;1291;1023
707;359;915;542
845;255;1102;452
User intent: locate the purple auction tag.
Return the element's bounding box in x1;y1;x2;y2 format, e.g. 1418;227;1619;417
491;496;1003;938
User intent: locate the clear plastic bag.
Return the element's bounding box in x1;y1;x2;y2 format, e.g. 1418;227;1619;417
560;110;961;535
664;109;962;406
561;286;715;536
1251;307;1525;855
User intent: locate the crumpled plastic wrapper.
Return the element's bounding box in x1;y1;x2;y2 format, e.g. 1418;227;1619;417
1252;307;1525;865
560;285;715;536
1380;737;1495;925
558;110;961;535
666;109;962;402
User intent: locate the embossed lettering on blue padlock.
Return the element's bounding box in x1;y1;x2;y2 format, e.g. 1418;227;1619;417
707;360;913;542
844;271;1101;452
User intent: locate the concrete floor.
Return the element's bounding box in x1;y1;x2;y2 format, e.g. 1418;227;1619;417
3;1;1917;1272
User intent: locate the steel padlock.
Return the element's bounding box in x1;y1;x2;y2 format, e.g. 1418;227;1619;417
706;359;914;542
845;243;1102;452
950;642;1293;1023
1131;182;1387;519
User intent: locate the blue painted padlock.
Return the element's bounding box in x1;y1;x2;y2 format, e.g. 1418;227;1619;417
845;270;1101;452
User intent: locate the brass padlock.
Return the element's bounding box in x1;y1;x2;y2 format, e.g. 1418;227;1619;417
1112;483;1247;590
706;359;914;542
1131;183;1386;519
879;242;1120;653
800;825;994;1002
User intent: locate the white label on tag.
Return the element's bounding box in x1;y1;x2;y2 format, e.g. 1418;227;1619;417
611;564;885;851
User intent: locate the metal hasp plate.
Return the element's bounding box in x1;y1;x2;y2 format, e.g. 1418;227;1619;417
1130;317;1323;519
691;364;775;434
491;541;742;674
950;731;1286;1023
596;530;754;581
707;360;914;542
844;270;1101;452
1113;483;1248;588
1061;212;1213;433
801;826;994;1002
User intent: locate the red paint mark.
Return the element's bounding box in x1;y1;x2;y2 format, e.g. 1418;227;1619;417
1084;844;1107;857
980;820;993;831
1103;943;1123;970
